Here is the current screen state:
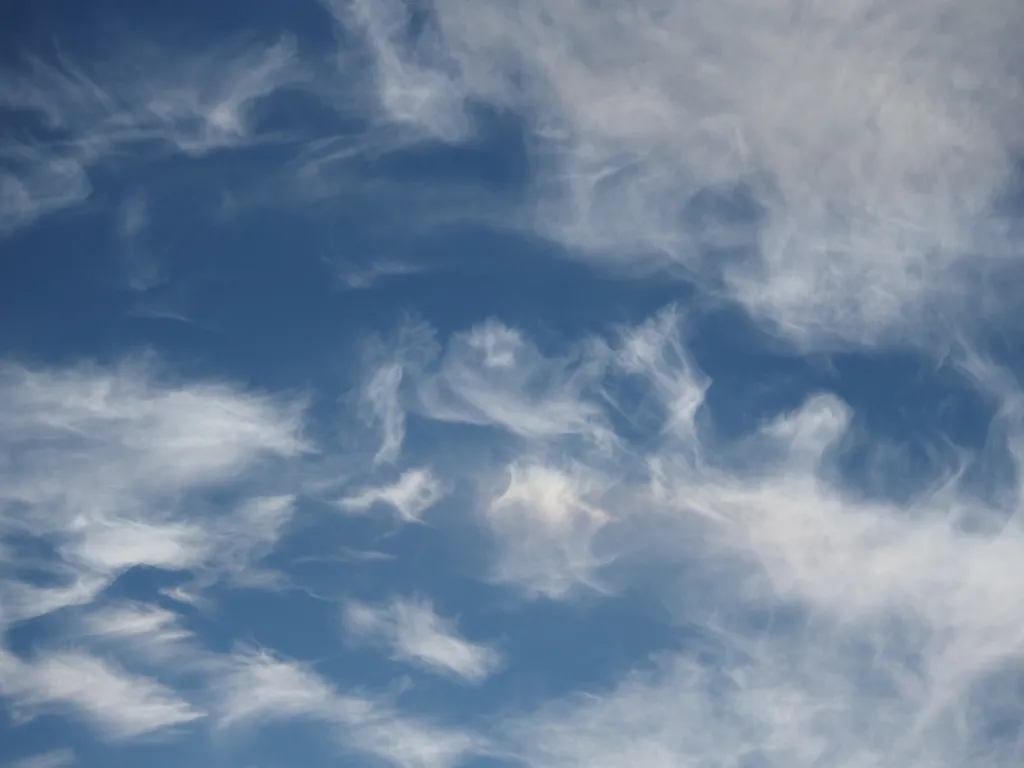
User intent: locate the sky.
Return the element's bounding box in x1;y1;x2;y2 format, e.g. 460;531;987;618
1;1;1024;766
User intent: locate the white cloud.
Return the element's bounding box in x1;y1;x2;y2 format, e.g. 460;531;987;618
506;617;1024;768
211;494;300;586
359;321;439;466
0;649;203;738
382;309;700;598
613;306;709;441
79;602;195;665
338;468;446;523
83;602;188;641
346;716;486;768
71;519;209;572
466;322;524;371
0;6;1020;761
415;319;614;449
158;585;209;610
217;648;486;767
0;36;302;233
383;308;1024;765
116;195;165;292
4;305;1018;763
484;461;613;599
0;574;110;627
217;648;346;728
337;0;472;143
0;360;306;490
0;359;308;631
8;749;76;768
338;0;1024;348
337;260;425;291
343;597;502;682
0;152;91;234
364;362;407;465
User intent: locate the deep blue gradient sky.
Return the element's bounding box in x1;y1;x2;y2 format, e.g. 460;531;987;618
2;2;1024;767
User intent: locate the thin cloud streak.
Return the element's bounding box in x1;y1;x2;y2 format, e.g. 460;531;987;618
8;749;76;768
217;648;488;767
343;597;502;682
0;649;204;739
0;36;303;233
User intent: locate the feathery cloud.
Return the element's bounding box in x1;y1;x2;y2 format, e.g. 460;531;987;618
0;36;302;233
0;649;203;739
344;597;502;682
338;468;446;523
379;305;1024;765
217;648;486;767
332;0;1024;348
0;359;308;633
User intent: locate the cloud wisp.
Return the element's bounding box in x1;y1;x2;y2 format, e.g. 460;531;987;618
338;468;446;523
343;597;502;683
331;0;1024;349
0;358;308;632
0;36;302;233
217;648;487;767
0;649;203;739
8;750;76;768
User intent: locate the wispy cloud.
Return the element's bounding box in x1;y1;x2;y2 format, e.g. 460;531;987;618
485;461;613;600
338;468;446;523
336;0;473;143
78;602;196;666
336;260;426;291
8;749;76;768
116;194;165;292
370;305;1024;764
343;597;502;682
364;361;408;465
415;319;615;449
0;362;307;744
0;149;91;234
158;585;209;610
1;574;110;627
0;649;203;738
209;495;302;587
0;358;309;632
0;36;302;233
3;4;1022;766
358;320;439;466
82;602;189;642
217;647;486;767
216;648;344;728
335;0;1024;348
505;614;1024;768
615;306;708;442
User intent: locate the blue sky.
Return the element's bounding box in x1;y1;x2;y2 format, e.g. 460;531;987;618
2;1;1024;766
